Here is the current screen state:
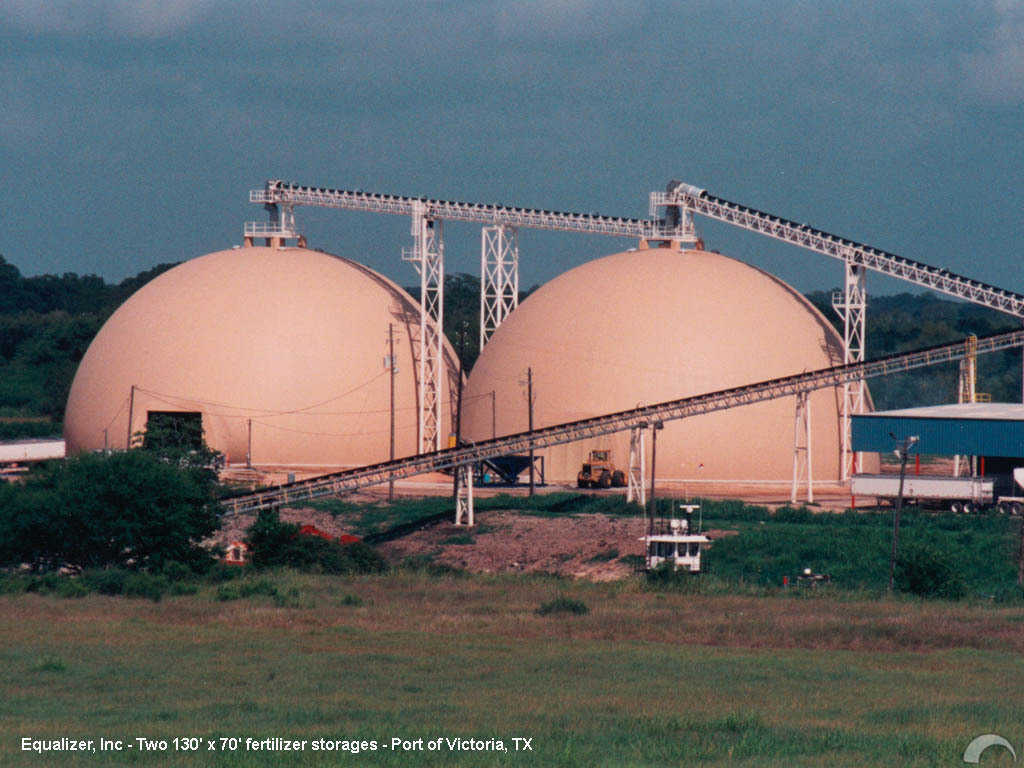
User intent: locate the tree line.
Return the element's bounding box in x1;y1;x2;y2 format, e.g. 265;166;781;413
0;255;1020;438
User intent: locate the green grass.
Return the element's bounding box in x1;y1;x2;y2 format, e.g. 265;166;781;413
3;570;1024;766
695;502;1024;600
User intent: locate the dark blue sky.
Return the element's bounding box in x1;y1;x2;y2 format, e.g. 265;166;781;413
1;1;1021;296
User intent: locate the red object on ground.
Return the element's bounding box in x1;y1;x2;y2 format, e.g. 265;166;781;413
298;524;361;544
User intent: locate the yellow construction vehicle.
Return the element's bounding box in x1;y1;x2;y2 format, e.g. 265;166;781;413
577;449;626;489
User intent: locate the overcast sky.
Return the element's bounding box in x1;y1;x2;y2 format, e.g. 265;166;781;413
1;0;1021;297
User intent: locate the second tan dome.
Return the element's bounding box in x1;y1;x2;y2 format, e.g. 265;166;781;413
462;246;872;484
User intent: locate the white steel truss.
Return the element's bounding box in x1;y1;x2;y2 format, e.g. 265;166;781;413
831;262;867;480
664;181;1024;318
454;464;474;526
249;180;681;239
480;225;519;350
248;179;1024;322
790;392;813;504
626;426;646;506
220;328;1024;517
402;204;445;452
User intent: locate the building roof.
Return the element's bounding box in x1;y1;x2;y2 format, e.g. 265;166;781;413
851;402;1024;457
860;403;1024;421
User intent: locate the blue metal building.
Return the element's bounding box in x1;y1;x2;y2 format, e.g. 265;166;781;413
851;403;1024;458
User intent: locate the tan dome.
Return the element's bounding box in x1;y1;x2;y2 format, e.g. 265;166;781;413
462;246;873;484
65;246;461;467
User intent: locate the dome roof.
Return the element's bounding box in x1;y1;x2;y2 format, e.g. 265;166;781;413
462;246;872;483
65;246;460;467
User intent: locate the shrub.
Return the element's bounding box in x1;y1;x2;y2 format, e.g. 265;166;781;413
216;579;285;602
81;568;129;596
161;561;194;582
896;542;966;599
247;510;386;575
123;572;169;602
205;563;244;583
587;548;619;562
0;575;31;594
54;579;89;599
32;656;67;673
645;561;700;590
536;596;588;616
237;579;278;598
216;584;241;601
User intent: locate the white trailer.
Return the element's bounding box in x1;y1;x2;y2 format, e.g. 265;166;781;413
852;473;998;513
0;439;66;465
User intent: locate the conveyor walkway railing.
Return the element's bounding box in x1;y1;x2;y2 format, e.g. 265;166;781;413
666;182;1024;317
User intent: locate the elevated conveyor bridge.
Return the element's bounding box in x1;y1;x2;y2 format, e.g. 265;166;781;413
246;178;1024;477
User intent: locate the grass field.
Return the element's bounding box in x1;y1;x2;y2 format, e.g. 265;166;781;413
3;569;1024;767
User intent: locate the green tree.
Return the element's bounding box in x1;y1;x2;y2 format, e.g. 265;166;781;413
0;450;220;572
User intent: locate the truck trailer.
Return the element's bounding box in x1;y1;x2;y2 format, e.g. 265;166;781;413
851;469;1024;514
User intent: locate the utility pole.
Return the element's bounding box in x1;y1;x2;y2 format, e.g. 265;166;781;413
889;434;918;591
246;419;252;468
527;367;535;497
648;421;663;535
126;384;136;449
388;323;396;503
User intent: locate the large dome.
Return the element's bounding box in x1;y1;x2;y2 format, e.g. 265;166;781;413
462;246;870;484
65;246;461;467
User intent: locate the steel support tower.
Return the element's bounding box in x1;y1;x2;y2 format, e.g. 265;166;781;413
455;464;474;525
480;225;519;351
401;204;445;452
626;425;646;505
790;391;813;504
831;262;867;480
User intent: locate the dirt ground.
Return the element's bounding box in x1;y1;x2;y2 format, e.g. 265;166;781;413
213;467;893;579
378;511;648;580
217;504;737;581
